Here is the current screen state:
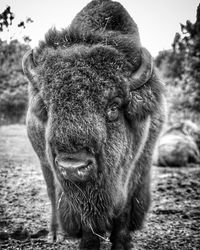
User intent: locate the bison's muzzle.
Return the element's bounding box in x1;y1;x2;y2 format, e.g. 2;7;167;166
55;150;97;182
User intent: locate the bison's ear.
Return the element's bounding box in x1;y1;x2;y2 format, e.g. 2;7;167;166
130;47;153;91
22;50;38;84
125;48;155;120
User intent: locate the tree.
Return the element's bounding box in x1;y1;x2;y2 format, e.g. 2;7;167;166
0;39;30;123
155;3;200;113
0;6;33;124
172;4;200;111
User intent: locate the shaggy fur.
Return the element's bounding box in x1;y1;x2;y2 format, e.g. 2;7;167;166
23;0;166;249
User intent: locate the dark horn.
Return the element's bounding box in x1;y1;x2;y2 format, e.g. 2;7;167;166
22;49;37;83
130;47;153;90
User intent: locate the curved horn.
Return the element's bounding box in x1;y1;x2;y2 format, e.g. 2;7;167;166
22;49;37;83
130;47;153;90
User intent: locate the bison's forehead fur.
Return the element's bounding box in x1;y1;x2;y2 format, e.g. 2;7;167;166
33;43;162;122
36;45;132;113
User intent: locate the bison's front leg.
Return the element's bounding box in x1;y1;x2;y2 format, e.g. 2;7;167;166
110;213;134;250
80;231;100;250
110;174;151;250
41;163;64;242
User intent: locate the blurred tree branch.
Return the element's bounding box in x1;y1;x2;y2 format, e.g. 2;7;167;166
0;6;33;43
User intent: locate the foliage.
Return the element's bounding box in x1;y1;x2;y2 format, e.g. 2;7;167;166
0;39;30;123
0;6;14;32
0;6;33;124
0;6;33;43
155;47;185;80
155;3;200;122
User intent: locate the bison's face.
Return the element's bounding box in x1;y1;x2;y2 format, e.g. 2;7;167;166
23;44;156;207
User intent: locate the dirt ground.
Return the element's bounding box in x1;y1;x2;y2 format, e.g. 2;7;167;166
0;124;200;250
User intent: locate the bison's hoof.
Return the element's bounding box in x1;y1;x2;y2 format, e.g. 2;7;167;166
56;232;65;242
47;231;65;243
111;242;134;250
47;231;56;243
79;237;100;250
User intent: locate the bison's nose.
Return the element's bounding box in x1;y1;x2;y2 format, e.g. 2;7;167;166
55;151;97;182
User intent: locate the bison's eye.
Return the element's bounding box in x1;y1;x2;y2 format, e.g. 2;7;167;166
107;103;120;122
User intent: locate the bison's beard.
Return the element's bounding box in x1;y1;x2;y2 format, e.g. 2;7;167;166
56;171;114;237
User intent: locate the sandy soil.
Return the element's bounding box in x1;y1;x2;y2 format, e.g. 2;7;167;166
0;124;200;250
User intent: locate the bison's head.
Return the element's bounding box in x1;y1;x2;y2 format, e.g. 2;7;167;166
22;0;164;230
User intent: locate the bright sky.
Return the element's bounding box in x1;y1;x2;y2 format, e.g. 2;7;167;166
0;0;199;56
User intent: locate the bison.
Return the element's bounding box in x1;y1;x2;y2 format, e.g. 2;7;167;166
22;0;165;249
153;120;200;167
